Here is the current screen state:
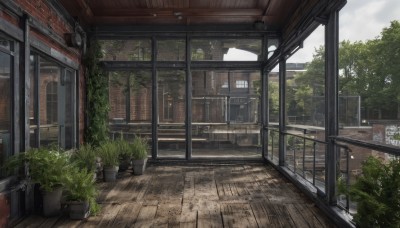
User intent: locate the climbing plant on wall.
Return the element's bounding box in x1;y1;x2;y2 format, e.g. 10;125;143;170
84;40;109;146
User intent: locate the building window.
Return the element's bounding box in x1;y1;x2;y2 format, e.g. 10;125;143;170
236;80;248;88
46;82;58;124
0;36;13;178
29;54;76;149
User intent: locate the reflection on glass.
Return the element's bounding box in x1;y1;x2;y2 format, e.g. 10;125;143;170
157;40;185;61
108;70;152;155
157;70;186;158
191;39;261;61
39;58;60;147
29;55;38;148
0;50;11;178
109;72;128;123
100;40;151;61
192;70;261;157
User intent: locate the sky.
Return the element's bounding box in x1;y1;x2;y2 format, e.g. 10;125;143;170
286;0;400;63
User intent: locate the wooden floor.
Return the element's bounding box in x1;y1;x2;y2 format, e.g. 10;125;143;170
15;164;335;228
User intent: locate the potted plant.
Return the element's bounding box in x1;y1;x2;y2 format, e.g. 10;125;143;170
130;137;149;175
338;156;400;227
64;166;100;219
6;147;70;216
117;138;132;172
70;144;100;179
97;140;120;181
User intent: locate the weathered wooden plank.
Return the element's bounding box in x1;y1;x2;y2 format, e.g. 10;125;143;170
96;203;123;227
14;215;46;228
250;201;272;227
14;164;335;228
221;203;258;228
179;211;197;228
133;205;157;228
198;210;223;228
110;202;142;228
295;203;325;227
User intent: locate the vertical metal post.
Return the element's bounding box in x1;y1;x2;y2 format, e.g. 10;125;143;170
325;10;339;205
261;67;268;159
151;36;158;159
261;36;269;159
20;13;31;216
185;34;192;160
278;57;286;166
22;14;30;152
313;142;316;185
126;74;131;123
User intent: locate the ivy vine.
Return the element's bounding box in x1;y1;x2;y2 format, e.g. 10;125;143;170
84;40;109;146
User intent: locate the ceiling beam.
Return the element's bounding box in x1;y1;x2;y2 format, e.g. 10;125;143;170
90;8;264;17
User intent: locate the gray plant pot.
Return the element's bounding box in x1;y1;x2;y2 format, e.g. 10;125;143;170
103;166;119;182
69;201;90;220
42;187;63;217
132;158;147;175
119;157;131;171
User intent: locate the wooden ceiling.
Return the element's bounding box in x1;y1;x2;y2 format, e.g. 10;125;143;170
57;0;302;30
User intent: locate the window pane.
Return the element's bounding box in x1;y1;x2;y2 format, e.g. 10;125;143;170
157;70;186;158
191;39;261;61
157;39;185;61
109;72;128;123
39;58;60;147
192;70;261;158
29;55;38;148
100;40;151;61
0;51;11;178
108;70;153;154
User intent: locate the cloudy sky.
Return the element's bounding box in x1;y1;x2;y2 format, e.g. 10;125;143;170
288;0;400;63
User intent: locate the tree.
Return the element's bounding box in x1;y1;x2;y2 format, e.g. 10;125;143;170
289;20;400;121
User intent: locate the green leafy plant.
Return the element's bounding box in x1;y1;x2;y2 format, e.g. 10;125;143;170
131;137;149;160
85;40;109;147
339;156;400;227
64;166;100;215
70;144;97;172
116;134;132;160
97;140;120;167
6;147;71;192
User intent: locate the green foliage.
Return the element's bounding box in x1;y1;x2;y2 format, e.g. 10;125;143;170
131;137;149;160
291;20;400;120
341;156;400;227
85;40;109;147
70;144;97;172
7;148;71;192
64;166;100;215
97;140;120;167
116;134;132;159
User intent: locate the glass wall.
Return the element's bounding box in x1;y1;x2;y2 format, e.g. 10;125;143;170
100;40;152;61
191;39;261;61
39;58;60;146
29;55;77;149
101;37;264;159
157;39;186;61
0;37;13;178
268;62;280;163
157;70;186;157
192;70;260;157
108;70;152;155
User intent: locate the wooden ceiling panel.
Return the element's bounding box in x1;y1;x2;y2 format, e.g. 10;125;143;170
58;0;305;30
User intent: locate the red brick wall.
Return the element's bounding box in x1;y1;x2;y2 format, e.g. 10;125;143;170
1;0;85;144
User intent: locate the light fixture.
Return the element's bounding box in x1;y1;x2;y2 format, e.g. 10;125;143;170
65;32;82;48
254;20;266;31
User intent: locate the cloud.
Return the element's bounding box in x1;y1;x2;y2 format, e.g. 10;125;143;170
288;0;399;63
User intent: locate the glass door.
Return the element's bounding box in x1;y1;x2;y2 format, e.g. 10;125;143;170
157;70;186;158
